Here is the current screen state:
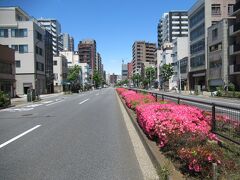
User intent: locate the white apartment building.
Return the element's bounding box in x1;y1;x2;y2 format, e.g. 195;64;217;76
188;0;235;90
172;37;189;90
158;11;188;48
53;55;68;92
59;50;79;67
0;7;46;95
158;43;174;90
37;18;62;56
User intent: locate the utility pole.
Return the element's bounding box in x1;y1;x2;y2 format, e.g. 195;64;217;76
178;60;181;94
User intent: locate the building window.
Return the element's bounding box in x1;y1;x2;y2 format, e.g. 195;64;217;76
15;60;21;68
209;43;222;52
228;4;234;15
11;28;28;37
11;45;19;51
36;62;44;71
212;28;218;40
190;55;205;68
0;29;8;37
36;46;43;56
19;45;28;53
54;61;57;65
212;4;221;15
36;31;42;41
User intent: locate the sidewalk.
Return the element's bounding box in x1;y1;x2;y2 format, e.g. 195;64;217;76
10;92;63;107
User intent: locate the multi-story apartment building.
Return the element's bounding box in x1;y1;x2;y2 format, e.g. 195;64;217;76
110;74;118;84
53;55;68;92
37;18;62;56
44;30;54;93
0;44;16;97
78;39;97;81
207;19;234;90
69;36;74;51
0;7;46;95
61;33;74;51
96;52;102;73
132;41;156;75
229;0;240;90
127;62;133;79
121;63;128;80
59;50;79;67
172;37;189;90
158;11;188;48
188;0;235;91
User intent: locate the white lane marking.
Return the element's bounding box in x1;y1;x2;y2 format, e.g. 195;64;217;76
0;125;41;149
46;100;64;106
25;104;43;108
95;93;99;96
79;99;89;105
1;108;34;112
42;101;53;104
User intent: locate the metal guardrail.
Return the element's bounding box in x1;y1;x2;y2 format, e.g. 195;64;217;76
127;88;240;145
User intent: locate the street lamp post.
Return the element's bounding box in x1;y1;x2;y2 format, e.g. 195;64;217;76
178;60;181;94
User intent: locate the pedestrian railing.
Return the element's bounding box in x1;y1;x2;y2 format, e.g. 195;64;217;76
128;88;240;145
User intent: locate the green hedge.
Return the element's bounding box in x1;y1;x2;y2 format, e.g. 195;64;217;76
0;91;11;108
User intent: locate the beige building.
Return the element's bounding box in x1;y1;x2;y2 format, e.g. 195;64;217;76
0;44;16;97
0;7;46;95
188;0;235;91
207;19;235;90
132;41;156;75
53;55;68;92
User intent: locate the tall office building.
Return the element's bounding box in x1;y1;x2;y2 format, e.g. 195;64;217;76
0;7;47;95
132;41;156;75
158;11;188;48
78;39;97;80
37;18;62;56
121;63;128;80
61;33;74;51
69;36;74;51
188;0;235;90
229;0;240;90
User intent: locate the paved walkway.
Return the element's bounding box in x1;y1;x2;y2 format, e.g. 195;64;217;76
10;93;64;107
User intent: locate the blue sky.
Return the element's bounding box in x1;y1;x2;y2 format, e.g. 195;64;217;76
0;0;196;74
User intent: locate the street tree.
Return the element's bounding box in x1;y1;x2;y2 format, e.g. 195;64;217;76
67;65;82;92
131;74;141;87
160;63;174;90
145;67;156;88
93;70;102;88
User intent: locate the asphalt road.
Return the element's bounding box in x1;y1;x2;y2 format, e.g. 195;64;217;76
0;88;146;180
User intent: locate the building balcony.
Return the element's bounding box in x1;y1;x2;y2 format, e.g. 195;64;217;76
229;44;240;55
233;1;240;15
229;64;240;75
229;22;240;36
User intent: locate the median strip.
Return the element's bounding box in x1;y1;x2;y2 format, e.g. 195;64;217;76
79;99;89;105
0;125;41;149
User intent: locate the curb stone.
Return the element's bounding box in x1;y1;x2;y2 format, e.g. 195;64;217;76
116;91;185;180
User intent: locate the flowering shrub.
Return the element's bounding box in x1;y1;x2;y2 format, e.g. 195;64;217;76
178;144;236;177
116;88;127;95
136;103;217;147
119;89;156;110
116;88;238;178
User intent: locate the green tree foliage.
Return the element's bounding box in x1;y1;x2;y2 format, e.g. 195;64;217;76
160;64;174;82
93;70;102;88
131;74;142;87
67;65;81;92
145;67;156;88
67;65;81;82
